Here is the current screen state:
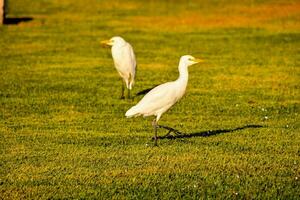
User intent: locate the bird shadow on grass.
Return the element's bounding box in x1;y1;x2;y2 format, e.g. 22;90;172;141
4;17;33;25
135;85;158;96
157;124;264;140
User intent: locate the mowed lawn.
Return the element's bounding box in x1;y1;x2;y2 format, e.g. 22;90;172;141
0;0;300;199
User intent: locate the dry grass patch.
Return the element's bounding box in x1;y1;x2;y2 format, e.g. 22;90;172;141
128;2;300;31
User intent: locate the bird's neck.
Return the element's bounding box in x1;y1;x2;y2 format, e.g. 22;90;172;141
177;62;189;82
176;62;189;89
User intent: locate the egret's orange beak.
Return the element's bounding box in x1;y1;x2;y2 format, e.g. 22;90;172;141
101;39;113;46
193;58;205;64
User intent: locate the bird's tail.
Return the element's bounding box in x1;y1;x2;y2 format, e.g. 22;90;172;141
125;105;140;118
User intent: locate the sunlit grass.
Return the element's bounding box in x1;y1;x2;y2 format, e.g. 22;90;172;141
0;0;299;199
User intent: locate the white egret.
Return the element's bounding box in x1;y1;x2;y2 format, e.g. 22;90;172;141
101;36;136;99
125;55;204;145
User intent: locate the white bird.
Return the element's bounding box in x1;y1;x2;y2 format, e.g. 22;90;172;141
101;36;136;99
125;55;204;145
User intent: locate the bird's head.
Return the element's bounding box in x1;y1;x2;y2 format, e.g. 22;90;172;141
180;55;204;67
101;36;126;47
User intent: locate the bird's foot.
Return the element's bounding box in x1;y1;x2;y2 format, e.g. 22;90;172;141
158;125;182;138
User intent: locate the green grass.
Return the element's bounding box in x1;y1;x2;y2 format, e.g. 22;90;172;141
1;0;300;199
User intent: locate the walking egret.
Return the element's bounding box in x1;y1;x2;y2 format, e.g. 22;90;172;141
101;36;137;99
125;55;204;145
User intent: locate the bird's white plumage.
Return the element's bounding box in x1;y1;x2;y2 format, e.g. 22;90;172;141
111;37;136;89
103;36;136;90
125;55;200;122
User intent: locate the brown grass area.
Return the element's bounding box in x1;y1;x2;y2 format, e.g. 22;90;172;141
128;2;300;30
53;0;138;11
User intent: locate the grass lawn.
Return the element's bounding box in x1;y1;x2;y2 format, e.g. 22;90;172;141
0;0;299;199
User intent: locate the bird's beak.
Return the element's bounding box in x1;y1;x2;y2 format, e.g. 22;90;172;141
192;58;205;64
101;39;113;46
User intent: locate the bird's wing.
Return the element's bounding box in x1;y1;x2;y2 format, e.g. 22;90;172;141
113;43;136;77
134;82;179;114
128;43;137;71
125;43;136;89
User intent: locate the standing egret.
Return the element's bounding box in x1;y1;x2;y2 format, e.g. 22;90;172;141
125;55;204;145
101;36;136;99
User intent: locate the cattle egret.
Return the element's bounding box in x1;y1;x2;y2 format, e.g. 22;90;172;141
125;55;204;145
101;36;136;99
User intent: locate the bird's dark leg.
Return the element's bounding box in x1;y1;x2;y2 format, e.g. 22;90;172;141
127;75;132;100
127;88;131;99
152;119;158;146
120;81;125;99
158;125;182;137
